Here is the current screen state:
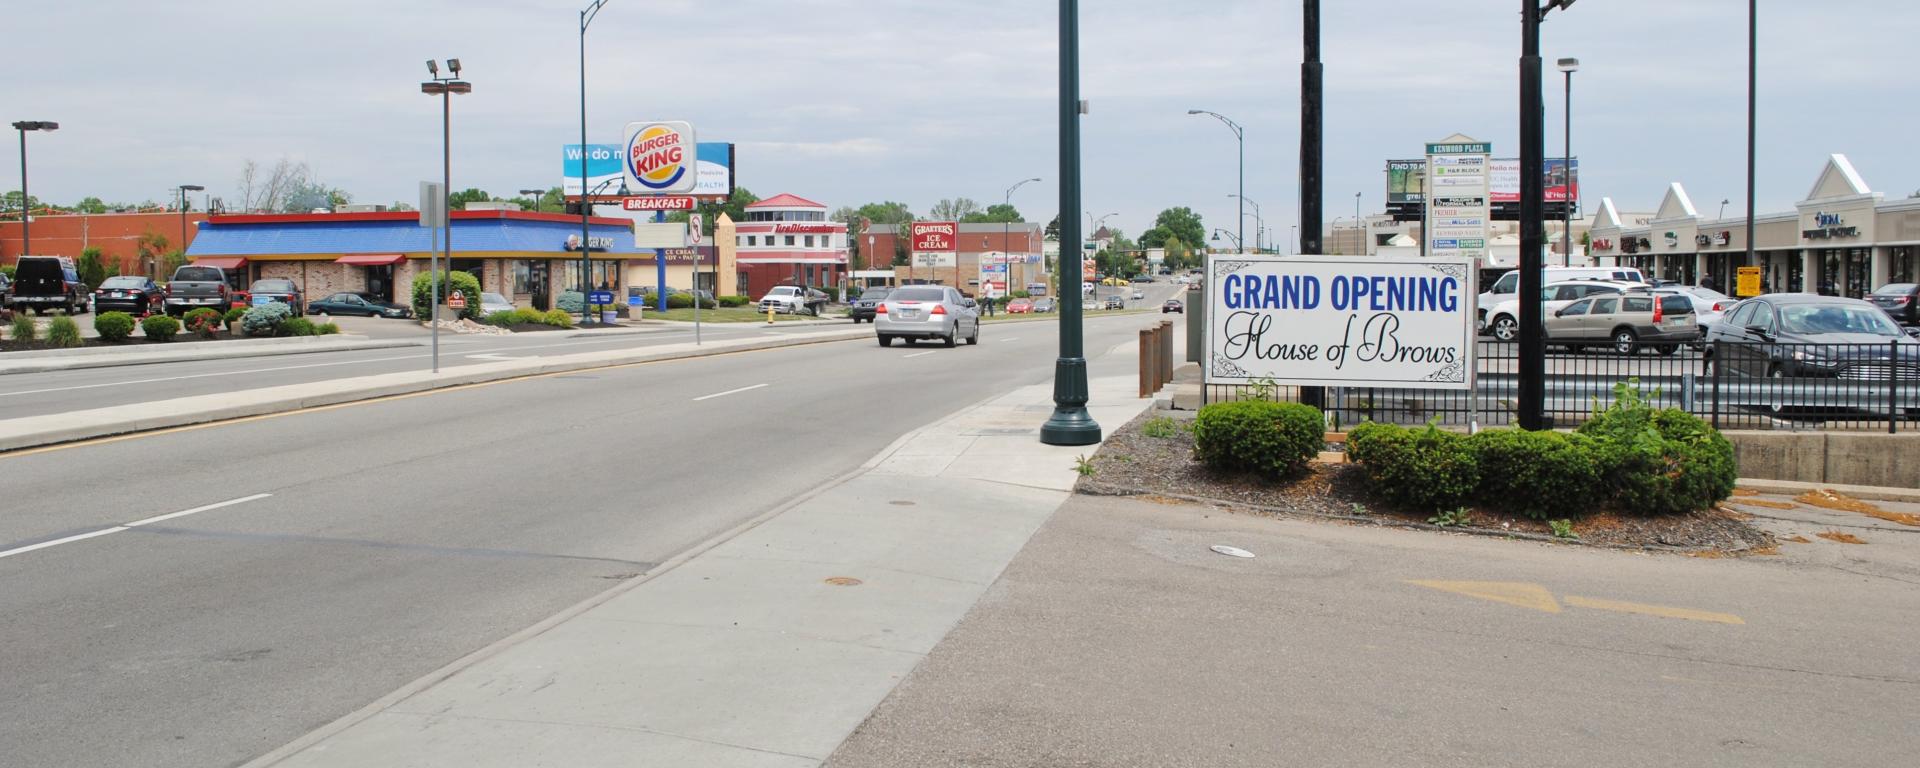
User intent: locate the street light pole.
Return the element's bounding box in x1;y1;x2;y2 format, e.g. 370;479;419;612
1229;194;1261;253
1520;0;1579;431
11;121;56;258
1041;0;1099;447
1354;191;1362;255
580;0;610;318
1189;110;1244;253
1557;57;1579;268
1744;0;1756;282
1004;176;1040;295
422;60;471;374
177;184;203;269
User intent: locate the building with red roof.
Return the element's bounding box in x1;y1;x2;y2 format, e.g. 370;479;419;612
731;193;848;298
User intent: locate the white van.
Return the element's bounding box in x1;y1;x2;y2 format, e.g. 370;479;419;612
1478;266;1645;311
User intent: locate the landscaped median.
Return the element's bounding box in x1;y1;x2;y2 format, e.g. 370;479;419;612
0;325;877;452
0;334;424;375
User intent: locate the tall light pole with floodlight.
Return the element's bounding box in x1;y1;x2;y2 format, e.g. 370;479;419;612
1519;0;1581;430
12;120;57;258
580;0;611;314
422;58;471;373
1557;57;1578;267
1189;110;1244;253
1004;177;1040;291
177;184;203;270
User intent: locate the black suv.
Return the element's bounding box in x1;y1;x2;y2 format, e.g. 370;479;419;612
9;256;90;315
849;287;892;323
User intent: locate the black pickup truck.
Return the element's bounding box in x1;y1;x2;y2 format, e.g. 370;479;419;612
8;256;90;315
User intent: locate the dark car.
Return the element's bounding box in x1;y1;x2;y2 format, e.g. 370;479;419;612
308;291;412;318
1867;283;1919;326
10;256;90;315
1032;297;1056;313
92;275;165;316
247;278;305;315
849;287;893;323
1705;295;1920;404
1103;294;1126;310
1162;299;1184;314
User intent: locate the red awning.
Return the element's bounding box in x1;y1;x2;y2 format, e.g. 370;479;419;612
192;257;248;269
335;253;407;266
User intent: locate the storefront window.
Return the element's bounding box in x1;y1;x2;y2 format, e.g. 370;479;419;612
512;260;534;294
1893;247;1916;284
1845;248;1870;298
1819;249;1841;295
1788;253;1804;293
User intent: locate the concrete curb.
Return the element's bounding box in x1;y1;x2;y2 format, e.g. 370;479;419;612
1734;477;1920;503
0;336;426;375
0;327;874;453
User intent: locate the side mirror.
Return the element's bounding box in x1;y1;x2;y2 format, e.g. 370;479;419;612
1906;327;1919;338
1744;323;1771;339
1554;309;1566;317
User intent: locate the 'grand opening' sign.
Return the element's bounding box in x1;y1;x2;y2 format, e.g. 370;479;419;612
1203;255;1477;389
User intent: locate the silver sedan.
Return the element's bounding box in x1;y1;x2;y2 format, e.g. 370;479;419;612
874;285;980;348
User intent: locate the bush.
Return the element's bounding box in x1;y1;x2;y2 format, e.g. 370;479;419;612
409;270;484;321
222;306;248;326
555;290;585;314
1010;290;1032;299
315;322;342;335
511;307;544;325
282;317;317;336
542;309;575;328
95;311;136;342
141;314;181;341
184;307;223;338
483;310;516;327
1346;422;1480;512
1191;400;1324;479
9;312;36;342
1467;429;1600;520
666;292;694;309
47;316;84;348
718;295;749;307
241;303;293;336
1577;382;1736;516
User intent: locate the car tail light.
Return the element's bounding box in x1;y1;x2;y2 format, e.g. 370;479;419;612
1653;300;1664;324
875;304;887;314
1713;301;1730;312
930;304;947;316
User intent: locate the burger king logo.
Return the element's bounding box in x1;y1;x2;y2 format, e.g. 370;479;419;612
622;121;697;194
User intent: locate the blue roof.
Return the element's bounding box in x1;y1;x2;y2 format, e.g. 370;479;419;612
187;216;648;257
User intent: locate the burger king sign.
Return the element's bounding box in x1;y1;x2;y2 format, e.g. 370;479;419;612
622;121;698;195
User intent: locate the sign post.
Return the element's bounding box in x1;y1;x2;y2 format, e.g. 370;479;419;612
419;181;446;373
911;222;958;287
1424;137;1492;269
1735;265;1762;297
688;213;704;341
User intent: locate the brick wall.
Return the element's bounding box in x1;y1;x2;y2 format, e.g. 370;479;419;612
1;212;206;268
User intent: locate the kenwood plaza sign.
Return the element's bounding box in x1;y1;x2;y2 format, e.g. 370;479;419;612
1203;255;1477;389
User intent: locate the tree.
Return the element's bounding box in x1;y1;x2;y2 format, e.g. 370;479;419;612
75;197;109;214
508;187;565;214
76;247;108;289
447;188;494;211
136;231;170;269
1138;207;1206;252
284;177;352;213
929;197;982;221
237;158;310;213
1044;214;1061;240
835;200;917;269
961;203;1022;224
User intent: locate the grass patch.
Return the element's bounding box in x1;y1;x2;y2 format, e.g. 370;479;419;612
648;307;835;323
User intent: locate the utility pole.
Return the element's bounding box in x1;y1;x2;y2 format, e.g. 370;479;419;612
1299;0;1325;409
1040;0;1100;446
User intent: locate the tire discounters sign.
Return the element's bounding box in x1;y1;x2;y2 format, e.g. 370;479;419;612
911;221;957;267
1204;255;1477;389
623;121;698;194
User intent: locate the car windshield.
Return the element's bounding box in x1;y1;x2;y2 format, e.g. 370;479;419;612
101;276;147;288
1778;304;1901;336
859;289;892;300
174;267;224;282
890;288;946;302
254;280;293;291
1873;283;1916;295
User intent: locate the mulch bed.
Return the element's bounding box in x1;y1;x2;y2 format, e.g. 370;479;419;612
0;331;239;352
1078;410;1772;554
503;322;567;333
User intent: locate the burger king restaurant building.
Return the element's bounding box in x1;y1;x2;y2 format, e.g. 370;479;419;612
183;209;734;310
1588;154;1919;298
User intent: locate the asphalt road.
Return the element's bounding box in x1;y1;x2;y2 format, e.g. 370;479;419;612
0;307;1172;768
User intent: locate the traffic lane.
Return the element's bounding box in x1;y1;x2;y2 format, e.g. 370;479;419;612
0;313;1160;768
0;323;812;421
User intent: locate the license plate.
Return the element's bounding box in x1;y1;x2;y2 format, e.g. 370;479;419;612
898;310;920;319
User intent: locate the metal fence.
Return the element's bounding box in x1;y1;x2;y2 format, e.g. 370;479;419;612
1205;340;1920;433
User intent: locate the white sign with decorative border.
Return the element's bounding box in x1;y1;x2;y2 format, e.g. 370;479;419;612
1204;255;1477;390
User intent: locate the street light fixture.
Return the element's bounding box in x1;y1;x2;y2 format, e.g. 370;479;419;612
1519;0;1581;430
1354;191;1363;256
422;59;472;373
1003;177;1041;294
1188;109;1244;254
12;120;58;258
1229;194;1262;253
1556;56;1579;267
1719;198;1730;221
177;184;204;274
520;188;547;213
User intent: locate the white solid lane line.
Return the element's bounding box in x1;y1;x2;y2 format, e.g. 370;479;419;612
0;493;272;561
692;383;769;402
124;493;274;527
903;351;937;359
999;338;1019;342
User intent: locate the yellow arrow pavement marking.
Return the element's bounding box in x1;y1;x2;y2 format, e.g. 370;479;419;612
1406;580;1562;613
1564;595;1745;625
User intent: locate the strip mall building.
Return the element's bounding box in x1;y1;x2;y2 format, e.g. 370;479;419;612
1589;154;1919;297
184;208;739;310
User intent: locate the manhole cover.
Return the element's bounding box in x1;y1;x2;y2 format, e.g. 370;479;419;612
889;500;917;506
824;577;864;586
1209;545;1256;559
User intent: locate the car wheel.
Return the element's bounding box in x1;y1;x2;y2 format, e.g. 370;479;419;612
879;335;893;347
1491;316;1518;342
1612;328;1638;355
966;322;980;345
1657;342;1680;356
943;325;957;348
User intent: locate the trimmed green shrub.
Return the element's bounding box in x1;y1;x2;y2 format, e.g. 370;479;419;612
1577;382;1736;516
241;303;293;336
315;322;342;335
141;314;181;341
542;309;575;328
409;270;484;321
1468;429;1600;520
1344;421;1394;465
9;312;37;341
184;307;223;338
511;307;544;325
666;292;694;309
483;310;516;327
555;290;585;314
95;311;137;342
1191;400;1325;479
1347;422;1480;512
47;316;84;348
718;295;749;307
222;306;248;325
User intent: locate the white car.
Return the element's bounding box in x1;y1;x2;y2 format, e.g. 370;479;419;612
1481;279;1644;342
1478;266;1646;314
480;292;515;316
1636;286;1735;330
1131;289;1145;300
874;285;979;347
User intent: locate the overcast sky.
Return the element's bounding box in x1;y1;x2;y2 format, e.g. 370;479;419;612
7;0;1912;245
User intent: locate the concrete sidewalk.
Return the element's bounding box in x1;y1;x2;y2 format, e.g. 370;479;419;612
245;372;1156;767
